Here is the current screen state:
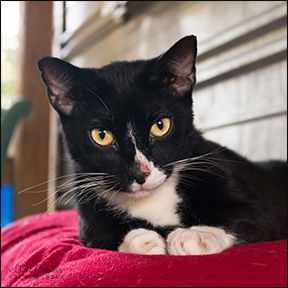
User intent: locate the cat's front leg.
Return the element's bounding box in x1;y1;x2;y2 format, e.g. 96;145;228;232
167;226;236;255
118;228;167;255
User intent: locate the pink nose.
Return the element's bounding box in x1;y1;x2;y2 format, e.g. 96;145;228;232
139;161;151;178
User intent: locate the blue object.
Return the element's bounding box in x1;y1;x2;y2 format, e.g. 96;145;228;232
1;185;14;228
1;100;32;228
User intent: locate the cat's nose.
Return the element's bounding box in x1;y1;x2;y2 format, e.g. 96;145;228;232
134;171;146;185
129;163;150;184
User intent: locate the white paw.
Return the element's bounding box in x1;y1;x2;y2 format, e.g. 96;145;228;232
118;228;167;255
167;226;236;255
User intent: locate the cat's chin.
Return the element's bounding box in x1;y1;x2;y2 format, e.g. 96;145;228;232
127;190;156;199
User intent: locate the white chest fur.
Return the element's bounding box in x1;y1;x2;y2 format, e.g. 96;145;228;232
108;174;181;227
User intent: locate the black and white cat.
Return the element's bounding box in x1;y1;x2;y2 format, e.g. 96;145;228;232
38;35;287;255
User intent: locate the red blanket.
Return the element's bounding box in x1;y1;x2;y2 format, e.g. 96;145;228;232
1;210;287;287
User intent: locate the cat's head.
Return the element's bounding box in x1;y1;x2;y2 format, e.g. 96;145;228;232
38;35;202;199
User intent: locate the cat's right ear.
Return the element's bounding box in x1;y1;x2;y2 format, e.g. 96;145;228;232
38;57;80;116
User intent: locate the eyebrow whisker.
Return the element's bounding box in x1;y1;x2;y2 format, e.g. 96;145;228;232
79;84;110;113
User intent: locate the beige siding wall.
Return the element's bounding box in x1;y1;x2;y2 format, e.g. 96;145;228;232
54;1;287;162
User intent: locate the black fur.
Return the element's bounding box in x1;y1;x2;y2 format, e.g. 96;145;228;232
38;35;287;251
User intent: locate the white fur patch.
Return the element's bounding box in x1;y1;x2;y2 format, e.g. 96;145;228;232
104;124;182;226
118;228;167;255
130;156;167;195
108;173;181;226
167;226;236;255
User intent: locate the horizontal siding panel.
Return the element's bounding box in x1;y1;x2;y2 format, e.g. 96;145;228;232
56;1;287;164
66;1;286;65
203;114;287;161
194;60;287;130
65;2;107;38
196;27;287;86
198;3;286;57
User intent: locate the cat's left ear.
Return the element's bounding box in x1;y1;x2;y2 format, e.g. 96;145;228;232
155;35;197;96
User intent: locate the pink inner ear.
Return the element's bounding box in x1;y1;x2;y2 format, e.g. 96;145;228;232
48;77;67;96
171;73;196;96
39;57;80;115
157;35;197;95
50;93;75;115
171;53;196;77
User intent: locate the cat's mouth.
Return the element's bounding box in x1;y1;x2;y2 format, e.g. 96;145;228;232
128;170;167;199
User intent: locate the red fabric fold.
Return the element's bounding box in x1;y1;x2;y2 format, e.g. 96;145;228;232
1;210;287;287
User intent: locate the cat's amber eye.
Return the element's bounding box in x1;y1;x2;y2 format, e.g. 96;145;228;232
91;129;114;146
150;117;171;137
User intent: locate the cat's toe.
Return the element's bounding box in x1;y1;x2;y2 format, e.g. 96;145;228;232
118;228;167;255
167;226;236;255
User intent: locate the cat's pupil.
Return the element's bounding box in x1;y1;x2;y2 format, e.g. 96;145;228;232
99;130;106;140
157;120;164;130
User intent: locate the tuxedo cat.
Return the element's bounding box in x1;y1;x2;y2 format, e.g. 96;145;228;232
38;35;287;255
